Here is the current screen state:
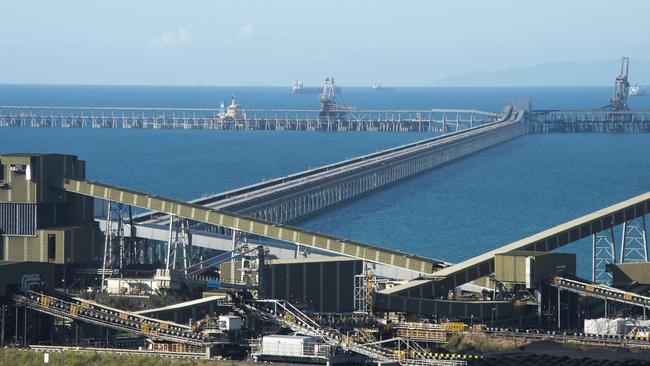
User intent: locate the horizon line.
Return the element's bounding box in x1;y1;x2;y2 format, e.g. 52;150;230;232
0;82;620;89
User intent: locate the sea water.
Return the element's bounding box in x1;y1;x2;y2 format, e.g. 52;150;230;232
2;84;650;277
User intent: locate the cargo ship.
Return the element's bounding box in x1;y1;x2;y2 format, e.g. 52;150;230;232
372;82;394;92
218;95;246;120
291;80;304;93
291;80;320;94
629;84;646;96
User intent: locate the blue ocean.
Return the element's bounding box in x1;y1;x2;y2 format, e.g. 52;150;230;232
2;84;650;277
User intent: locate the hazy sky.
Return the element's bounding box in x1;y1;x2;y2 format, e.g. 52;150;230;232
1;0;649;86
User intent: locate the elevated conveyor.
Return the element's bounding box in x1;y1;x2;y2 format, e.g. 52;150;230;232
549;276;650;309
59;177;446;274
12;289;211;346
380;191;650;302
136;106;520;225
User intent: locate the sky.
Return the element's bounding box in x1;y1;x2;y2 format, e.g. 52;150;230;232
1;0;649;86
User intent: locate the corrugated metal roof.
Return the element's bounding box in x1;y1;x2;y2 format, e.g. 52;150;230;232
268;256;360;265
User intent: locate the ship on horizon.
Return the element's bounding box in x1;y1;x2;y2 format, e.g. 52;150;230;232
291;80;321;94
629;84;647;96
372;82;394;91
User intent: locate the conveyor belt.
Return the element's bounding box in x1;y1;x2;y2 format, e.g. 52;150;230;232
549;276;650;308
60;178;445;273
12;289;211;346
136;107;515;224
381;190;650;298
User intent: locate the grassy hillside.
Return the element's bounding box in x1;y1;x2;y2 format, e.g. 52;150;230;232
0;348;255;366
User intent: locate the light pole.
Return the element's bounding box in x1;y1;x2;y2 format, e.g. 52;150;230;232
491;307;495;328
470;314;474;328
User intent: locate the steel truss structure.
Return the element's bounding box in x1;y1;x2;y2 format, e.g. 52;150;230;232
620;216;648;263
592;215;649;284
354;262;376;314
166;215;203;272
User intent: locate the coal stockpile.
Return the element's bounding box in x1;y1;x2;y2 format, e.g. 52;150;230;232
475;341;650;366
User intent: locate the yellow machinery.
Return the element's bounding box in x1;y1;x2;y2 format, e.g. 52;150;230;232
40;296;51;308
630;327;650;340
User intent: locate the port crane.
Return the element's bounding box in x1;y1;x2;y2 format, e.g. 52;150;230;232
318;77;354;119
607;57;630;111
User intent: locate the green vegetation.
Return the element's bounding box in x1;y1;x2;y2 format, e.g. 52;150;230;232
444;332;530;354
0;348;255;366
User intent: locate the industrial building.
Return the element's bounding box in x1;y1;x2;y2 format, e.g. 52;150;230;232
223;256;363;313
0;153;103;265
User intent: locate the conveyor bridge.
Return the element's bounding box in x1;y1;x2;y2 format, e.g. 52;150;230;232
377;191;650;315
61;177;444;273
136;106;521;225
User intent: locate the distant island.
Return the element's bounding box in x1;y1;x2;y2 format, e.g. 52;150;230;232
431;59;650;87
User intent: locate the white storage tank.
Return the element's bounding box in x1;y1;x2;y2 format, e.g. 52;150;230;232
218;315;242;331
261;335;317;357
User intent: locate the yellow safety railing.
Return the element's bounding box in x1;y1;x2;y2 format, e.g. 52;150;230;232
444;322;465;333
396;329;446;341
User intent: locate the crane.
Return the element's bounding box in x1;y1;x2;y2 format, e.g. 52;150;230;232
318;77;354;119
608;57;630;111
